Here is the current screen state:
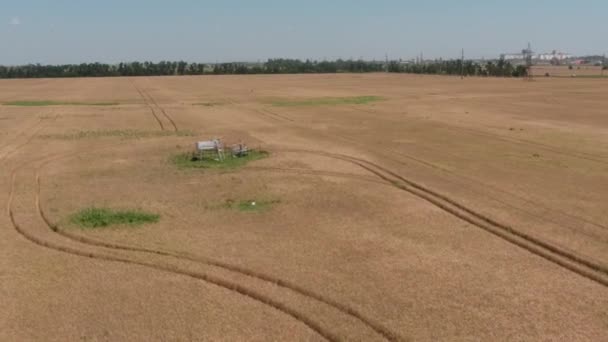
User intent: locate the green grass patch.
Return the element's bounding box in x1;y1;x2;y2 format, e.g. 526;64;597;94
271;96;383;107
172;150;269;170
70;207;159;229
3;100;119;107
40;129;195;140
220;199;280;213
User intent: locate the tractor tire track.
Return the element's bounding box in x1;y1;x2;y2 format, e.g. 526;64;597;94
244;166;389;186
252;108;285;122
143;89;179;132
250;105;608;238
276;148;608;287
138;80;179;132
260;108;295;122
349;105;608;164
34;152;403;342
4;107;398;339
329;132;608;235
440;123;608;165
8;157;339;342
131;81;165;131
244;107;293;123
228;99;293;123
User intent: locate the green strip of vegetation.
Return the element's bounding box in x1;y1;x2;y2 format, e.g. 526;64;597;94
271;96;383;107
171;150;268;170
224;199;280;212
40;129;195;140
3;100;119;106
70;207;159;229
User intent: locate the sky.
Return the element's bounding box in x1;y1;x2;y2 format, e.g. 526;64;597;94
2;0;607;65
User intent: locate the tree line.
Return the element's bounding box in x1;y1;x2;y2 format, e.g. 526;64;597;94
0;58;527;79
388;59;528;77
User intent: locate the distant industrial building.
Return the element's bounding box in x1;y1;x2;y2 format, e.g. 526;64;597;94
501;53;526;60
501;50;573;62
537;50;573;61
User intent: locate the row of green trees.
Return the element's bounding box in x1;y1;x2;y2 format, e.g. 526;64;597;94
0;59;386;78
0;61;209;78
388;59;527;77
0;58;526;78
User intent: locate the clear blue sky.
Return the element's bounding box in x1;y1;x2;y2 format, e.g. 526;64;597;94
2;0;607;64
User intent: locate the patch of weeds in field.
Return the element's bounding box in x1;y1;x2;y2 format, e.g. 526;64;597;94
40;129;196;140
219;199;280;213
171;150;269;170
3;100;119;107
70;207;159;229
271;96;384;107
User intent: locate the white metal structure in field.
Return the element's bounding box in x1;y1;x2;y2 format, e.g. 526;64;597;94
231;143;249;157
195;139;225;161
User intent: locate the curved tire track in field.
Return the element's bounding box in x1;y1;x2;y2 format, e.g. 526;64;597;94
131;81;165;131
276;148;608;287
259;104;608;233
251;105;608;246
247;103;608;285
330;132;608;236
34;151;403;342
7;158;340;342
5;133;343;340
242;103;608;285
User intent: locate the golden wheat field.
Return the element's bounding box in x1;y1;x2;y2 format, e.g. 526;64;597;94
1;74;607;341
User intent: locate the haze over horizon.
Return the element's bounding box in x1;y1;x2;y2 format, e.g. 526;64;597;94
2;0;607;65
